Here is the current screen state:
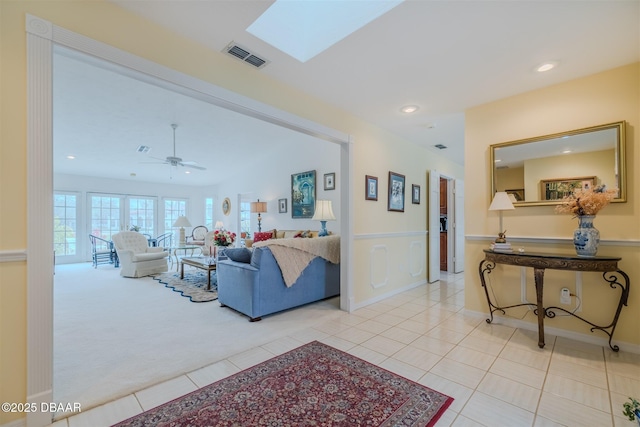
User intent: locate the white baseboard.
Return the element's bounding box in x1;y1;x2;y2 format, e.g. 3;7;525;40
464;309;640;354
352;279;427;310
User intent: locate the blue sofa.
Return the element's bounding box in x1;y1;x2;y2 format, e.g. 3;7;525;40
216;246;340;321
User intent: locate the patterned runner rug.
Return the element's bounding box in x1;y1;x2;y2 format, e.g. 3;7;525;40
152;271;217;303
113;341;453;426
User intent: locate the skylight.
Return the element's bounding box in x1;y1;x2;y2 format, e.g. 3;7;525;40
247;0;404;62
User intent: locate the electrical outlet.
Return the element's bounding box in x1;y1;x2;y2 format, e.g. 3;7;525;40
560;287;571;305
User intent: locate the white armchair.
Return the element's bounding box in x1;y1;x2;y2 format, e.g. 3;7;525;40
112;231;168;278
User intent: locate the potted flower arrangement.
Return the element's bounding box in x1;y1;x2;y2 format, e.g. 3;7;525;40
555;185;617;257
623;397;640;426
211;229;236;247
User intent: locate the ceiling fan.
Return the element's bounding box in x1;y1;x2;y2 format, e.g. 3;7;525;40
145;124;206;171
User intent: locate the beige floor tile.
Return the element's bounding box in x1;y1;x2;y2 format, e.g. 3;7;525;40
458;335;506;356
289;327;329;343
554;336;605;356
260;335;305;355
478;372;541;412
396;317;440;334
426;326;468;345
537;392;613;427
418;372;474;414
347;344;388;365
378;357;426;382
379;325;421;344
543;373;610;413
392;345;442;371
360;335;406;357
500;344;551;371
533;415;567;426
450;414;486;426
374;312;408;326
469;323;516;343
432;408;458;426
552;345;606;371
227;346;275;370
430;358;487;389
606;351;640;381
410;335;456;356
333;326;376;344
461;392;535;427
351;307;380;319
67;395;142;427
490;358;546;389
507;328;556;354
135;375;198;411
437;314;483;335
446;345;496;371
352;318;393;334
187;359;240;388
318;335;357;352
608;372;640;396
311;318;354;335
548;357;608;389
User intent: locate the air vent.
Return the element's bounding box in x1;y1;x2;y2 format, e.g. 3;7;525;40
496;165;509;169
223;42;270;69
434;144;447;150
136;145;151;153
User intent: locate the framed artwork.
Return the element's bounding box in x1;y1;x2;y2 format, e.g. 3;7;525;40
412;184;420;204
278;198;287;213
324;172;336;190
387;171;405;212
222;197;231;216
505;188;525;202
365;175;378;201
291;170;316;218
540;176;596;201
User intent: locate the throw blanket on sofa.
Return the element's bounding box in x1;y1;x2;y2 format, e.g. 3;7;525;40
253;235;340;287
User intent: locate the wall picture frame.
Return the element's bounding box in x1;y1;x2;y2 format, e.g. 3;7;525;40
387;171;405;212
324;172;335;190
365;175;378;201
412;184;420;204
540;176;596;201
291;170;316;218
278;198;287;213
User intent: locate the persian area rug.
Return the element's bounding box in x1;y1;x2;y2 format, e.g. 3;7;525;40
113;341;453;427
152;271;217;303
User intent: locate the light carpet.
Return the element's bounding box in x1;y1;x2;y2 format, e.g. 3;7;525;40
113;341;453;427
152;270;218;302
53;263;343;414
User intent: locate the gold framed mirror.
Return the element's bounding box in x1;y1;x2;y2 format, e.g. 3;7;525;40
490;121;626;206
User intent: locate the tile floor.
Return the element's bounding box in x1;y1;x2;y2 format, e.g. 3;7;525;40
51;272;639;427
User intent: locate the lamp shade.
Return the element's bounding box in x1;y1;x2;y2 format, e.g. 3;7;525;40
214;221;224;229
489;192;515;211
250;200;267;213
312;200;336;221
173;216;192;228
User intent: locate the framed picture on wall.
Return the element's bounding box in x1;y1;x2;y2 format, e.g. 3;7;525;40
365;175;378;201
540;176;596;201
324;173;335;190
412;184;420;204
387;171;405;212
278;198;287;213
291;170;316;218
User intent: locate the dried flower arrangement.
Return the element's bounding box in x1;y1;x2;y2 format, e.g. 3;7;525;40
555;185;617;217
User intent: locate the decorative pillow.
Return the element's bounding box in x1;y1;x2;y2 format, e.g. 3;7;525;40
223;247;252;263
294;230;313;238
253;232;273;242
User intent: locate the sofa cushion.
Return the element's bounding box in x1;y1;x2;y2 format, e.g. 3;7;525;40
294;230;314;238
224;248;252;263
253;231;274;242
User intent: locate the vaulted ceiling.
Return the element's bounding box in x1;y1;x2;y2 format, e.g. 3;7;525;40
55;1;639;185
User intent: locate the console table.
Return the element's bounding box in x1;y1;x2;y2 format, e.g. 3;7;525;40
478;249;629;351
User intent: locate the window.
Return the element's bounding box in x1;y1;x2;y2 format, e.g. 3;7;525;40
164;199;187;234
205;197;214;230
90;194;122;240
240;200;251;235
54;192;78;256
129;197;156;236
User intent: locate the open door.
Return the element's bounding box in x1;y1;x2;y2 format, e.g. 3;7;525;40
453;179;465;273
427;170;440;283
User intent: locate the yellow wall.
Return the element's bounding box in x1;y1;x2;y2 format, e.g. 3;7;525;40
465;63;639;348
1;1;463;423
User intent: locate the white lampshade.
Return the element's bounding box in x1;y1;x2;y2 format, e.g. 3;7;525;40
214;221;224;229
489;192;515;211
250;200;267;213
312;200;336;221
172;216;192;228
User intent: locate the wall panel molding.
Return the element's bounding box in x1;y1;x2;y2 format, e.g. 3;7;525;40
0;250;27;263
355;231;427;240
466;234;640;246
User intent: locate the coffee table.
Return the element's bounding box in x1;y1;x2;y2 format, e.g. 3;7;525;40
180;257;216;290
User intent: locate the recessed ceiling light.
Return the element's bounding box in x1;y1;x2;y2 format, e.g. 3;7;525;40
400;105;419;114
185;171;191;175
495;159;502;163
536;62;558;72
562;150;572;154
66;155;75;160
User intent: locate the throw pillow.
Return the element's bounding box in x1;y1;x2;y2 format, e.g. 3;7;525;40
294;230;313;238
224;248;252;263
253;231;273;242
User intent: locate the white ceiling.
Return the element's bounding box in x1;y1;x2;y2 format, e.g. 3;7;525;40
55;1;639;185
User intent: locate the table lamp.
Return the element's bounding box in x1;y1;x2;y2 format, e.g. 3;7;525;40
214;221;224;230
312;200;336;237
173;216;191;246
488;192;515;243
250;199;267;232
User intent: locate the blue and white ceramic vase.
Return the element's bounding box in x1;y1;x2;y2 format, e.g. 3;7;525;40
573;215;599;257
